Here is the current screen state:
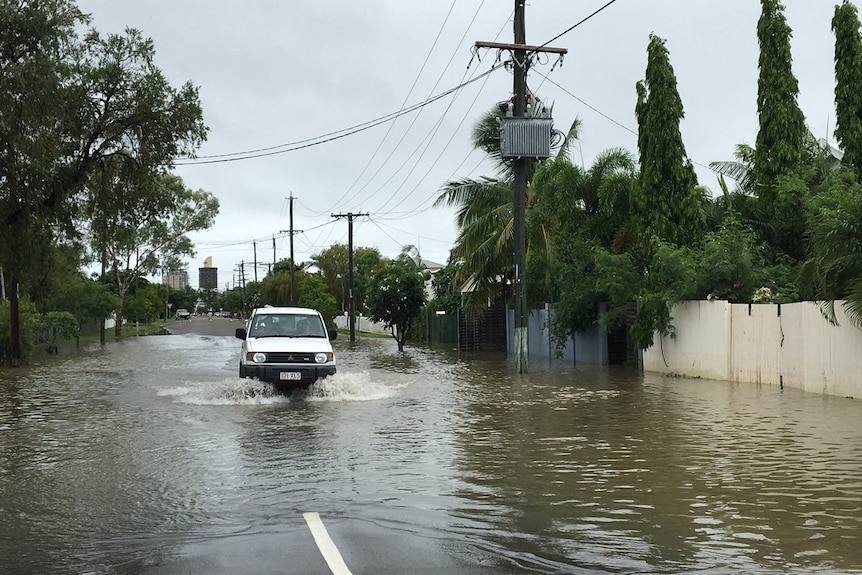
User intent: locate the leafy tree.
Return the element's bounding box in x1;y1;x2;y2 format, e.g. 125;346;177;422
218;288;245;318
833;0;862;177
753;0;807;215
168;286;197;317
311;244;384;315
1;6;209;362
297;274;340;329
634;34;704;249
0;0;85;364
86;171;218;335
32;311;78;353
45;272;117;340
122;293;154;325
430;260;462;314
311;244;349;312
352;247;386;315
694;214;766;302
630;241;699;349
529;146;639;348
259;269;294;307
365;248;428;351
242;280;263;313
436;110;581;313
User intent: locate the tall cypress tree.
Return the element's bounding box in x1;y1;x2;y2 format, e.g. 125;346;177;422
753;0;806;213
634;34;701;249
833;0;862;177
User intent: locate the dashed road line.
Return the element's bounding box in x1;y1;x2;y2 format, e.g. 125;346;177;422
303;512;355;575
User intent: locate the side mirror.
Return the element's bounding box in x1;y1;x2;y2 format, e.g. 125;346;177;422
235;328;247;340
328;329;337;341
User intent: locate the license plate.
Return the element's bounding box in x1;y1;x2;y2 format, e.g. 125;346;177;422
279;372;301;381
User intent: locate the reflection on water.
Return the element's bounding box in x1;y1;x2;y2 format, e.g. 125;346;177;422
0;335;860;574
449;364;862;573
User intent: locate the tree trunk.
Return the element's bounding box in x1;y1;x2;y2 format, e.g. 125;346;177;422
9;273;21;366
114;264;125;337
114;303;124;337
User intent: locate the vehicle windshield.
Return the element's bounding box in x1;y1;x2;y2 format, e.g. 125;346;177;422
248;313;326;338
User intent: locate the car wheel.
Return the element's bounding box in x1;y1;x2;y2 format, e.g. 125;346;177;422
239;362;246;378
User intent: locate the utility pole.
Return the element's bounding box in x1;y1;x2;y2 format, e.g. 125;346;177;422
253;240;258;282
476;0;566;374
278;200;302;306
332;212;368;342
512;0;528;374
289;194;296;306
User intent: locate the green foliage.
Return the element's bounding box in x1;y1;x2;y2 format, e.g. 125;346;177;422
594;249;642;331
435;175;513;313
46;272;117;324
1;3;210;356
88;170;219;335
833;1;862;177
217;288;246;318
311;243;349;312
122;293;155;324
430;260;462;314
297;274;340;328
695;214;765;302
800;167;862;326
32;311;79;345
630;241;699;350
351;247;386;315
634;34;703;249
753;0;806;212
259;271;293;306
365;251;428;351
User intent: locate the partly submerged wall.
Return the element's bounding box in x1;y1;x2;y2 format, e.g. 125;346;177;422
643;300;862;398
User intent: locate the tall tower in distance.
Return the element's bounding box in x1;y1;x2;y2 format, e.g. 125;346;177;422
198;256;218;291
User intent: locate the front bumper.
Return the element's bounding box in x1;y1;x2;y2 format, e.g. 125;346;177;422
244;364;336;386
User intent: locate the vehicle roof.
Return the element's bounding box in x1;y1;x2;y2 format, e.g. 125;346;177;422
251;306;321;315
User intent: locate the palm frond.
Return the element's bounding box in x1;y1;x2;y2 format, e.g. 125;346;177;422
709;160;754;193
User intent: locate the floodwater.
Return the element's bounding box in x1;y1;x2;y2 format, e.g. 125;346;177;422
1;328;861;574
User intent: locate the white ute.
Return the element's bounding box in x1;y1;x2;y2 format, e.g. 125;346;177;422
235;306;337;390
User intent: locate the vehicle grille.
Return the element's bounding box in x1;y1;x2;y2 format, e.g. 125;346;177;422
264;352;316;363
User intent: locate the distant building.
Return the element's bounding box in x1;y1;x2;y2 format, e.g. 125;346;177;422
199;257;218;291
162;270;189;290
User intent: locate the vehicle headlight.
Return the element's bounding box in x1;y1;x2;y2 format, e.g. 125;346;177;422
315;352;332;364
252;352;267;363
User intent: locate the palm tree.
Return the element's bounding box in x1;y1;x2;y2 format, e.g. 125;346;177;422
434;108;581;312
800;168;862;327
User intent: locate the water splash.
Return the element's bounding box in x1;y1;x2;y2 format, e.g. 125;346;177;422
157;378;289;405
155;372;400;405
306;372;402;402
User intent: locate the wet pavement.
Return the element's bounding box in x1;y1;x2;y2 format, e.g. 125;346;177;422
1;318;861;574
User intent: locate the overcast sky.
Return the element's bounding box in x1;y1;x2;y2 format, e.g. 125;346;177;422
75;0;848;289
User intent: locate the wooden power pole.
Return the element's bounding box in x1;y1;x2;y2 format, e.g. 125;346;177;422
475;0;566;374
331;212;368;342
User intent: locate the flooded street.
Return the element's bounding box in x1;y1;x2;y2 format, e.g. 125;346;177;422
1;323;861;574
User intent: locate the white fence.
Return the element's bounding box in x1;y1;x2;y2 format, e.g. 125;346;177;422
333;314;391;335
643;300;862;398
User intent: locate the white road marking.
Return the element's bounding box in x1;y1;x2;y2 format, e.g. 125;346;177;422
303;512;355;575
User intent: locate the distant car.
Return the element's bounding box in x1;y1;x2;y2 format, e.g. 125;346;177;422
235;306;337;390
175;308;190;320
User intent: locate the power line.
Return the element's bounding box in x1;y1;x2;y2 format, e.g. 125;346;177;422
531;0;620;55
531;69;637;136
174;64;505;166
320;0;465;214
